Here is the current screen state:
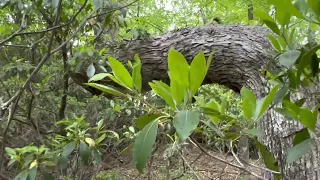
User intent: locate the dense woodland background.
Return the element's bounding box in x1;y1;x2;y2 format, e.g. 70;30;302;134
0;0;320;180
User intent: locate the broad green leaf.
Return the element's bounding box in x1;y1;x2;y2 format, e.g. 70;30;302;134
254;85;280;120
86;83;126;97
149;81;175;108
273;85;288;105
240;87;256;120
275;11;291;26
88;73;110;82
297;45;320;83
190;52;207;95
108;56;133;89
62;141;76;157
244;128;260;137
170;78;186;105
58;155;68;169
206;51;214;71
173;111;200;141
295;0;309;15
133;119;159;173
92;148;101;164
264;20;281;35
136;114;163;130
267;0;303;19
253;10;275;22
206;99;221;112
80;141;90;165
167;49;190;87
287;138;315;164
132;54;142;92
14;170;28;180
293;128;310;145
255;141;281;179
274;108;298;120
95;134;106;144
278;50;301;68
86;63;95;78
308;0;320;16
27;167;37;180
298;108;317;130
5;147;16;156
267;34;281;52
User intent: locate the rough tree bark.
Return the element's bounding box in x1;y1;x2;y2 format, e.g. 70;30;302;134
73;24;319;179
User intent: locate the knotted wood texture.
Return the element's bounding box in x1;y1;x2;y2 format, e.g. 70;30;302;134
91;25;320;179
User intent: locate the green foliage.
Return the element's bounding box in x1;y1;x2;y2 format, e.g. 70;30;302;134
133;118;159;173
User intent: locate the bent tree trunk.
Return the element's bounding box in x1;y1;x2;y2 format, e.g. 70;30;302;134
77;25;320;179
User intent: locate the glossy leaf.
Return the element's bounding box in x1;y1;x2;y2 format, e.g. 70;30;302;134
108;56;133;89
240;87;256;120
149;81;175;108
167;49;190;87
86;83;126;97
170;78;186;105
132;54;142;92
189;52;207;95
88;73;110;82
173;111;200;141
133;119;159;173
267;34;281;52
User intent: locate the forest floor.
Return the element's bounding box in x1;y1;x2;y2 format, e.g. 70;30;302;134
100;146;261;180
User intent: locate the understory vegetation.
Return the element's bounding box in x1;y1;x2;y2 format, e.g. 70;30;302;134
0;0;320;180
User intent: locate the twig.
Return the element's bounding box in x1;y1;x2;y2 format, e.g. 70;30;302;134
189;137;268;180
178;151;201;180
230;140;244;166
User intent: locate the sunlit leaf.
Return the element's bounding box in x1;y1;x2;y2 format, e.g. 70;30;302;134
168;49;189;87
240;87;256;120
149;81;175;108
108;56;133;89
132;54;142;92
190;52;207;95
88;73;110;82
